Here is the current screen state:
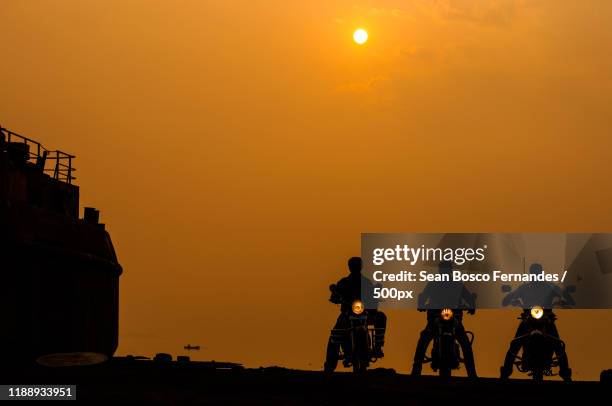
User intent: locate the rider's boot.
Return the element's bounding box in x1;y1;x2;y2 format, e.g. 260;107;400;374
560;368;572;382
324;339;339;373
557;349;572;382
466;364;478;379
323;360;336;373
500;349;516;379
411;362;422;377
499;365;512;380
461;346;478;378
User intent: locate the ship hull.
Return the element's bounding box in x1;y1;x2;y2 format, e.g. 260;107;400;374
1;134;122;365
0;205;122;364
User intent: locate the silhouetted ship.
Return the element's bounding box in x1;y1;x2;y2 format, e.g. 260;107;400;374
0;126;122;364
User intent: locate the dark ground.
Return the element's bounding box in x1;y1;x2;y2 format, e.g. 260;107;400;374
3;358;606;405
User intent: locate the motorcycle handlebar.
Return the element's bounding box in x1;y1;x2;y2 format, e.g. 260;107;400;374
417;308;475;314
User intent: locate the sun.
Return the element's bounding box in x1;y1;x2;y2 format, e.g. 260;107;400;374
353;28;368;45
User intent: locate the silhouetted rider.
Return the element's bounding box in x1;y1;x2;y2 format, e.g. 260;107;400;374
411;261;477;378
324;257;387;373
500;263;573;381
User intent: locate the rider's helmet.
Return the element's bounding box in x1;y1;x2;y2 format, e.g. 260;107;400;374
438;260;453;275
348;257;362;274
529;263;543;275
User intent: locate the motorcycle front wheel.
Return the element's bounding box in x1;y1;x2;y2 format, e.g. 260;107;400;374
531;369;544;382
437;334;455;378
351;329;369;374
439;366;452;378
353;358;367;373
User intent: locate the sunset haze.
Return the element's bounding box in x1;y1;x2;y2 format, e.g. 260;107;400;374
2;0;612;380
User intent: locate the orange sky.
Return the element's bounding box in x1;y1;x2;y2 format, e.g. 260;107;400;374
2;1;612;380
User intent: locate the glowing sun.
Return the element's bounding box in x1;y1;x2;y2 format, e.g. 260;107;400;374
353;28;368;45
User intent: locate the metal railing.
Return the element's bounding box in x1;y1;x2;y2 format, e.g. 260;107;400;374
0;126;76;184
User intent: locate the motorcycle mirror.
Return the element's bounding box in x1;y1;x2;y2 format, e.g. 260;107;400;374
501;284;512;293
565;285;576;293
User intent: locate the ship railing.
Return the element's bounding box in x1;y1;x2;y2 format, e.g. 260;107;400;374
0;126;76;184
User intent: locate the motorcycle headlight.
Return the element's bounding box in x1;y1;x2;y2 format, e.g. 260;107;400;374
352;300;364;315
530;306;544;320
440;308;454;321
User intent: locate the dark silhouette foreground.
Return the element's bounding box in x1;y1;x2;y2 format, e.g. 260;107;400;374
4;359;603;405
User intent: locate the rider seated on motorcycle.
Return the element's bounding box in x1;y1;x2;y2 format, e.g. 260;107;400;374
500;263;573;381
324;257;387;373
411;261;478;378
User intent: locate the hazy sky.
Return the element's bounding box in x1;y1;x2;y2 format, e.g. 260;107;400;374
2;1;612;380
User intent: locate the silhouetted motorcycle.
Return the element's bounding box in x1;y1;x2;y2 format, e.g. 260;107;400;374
513;306;565;381
329;285;381;373
502;284;574;381
424;308;475;377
